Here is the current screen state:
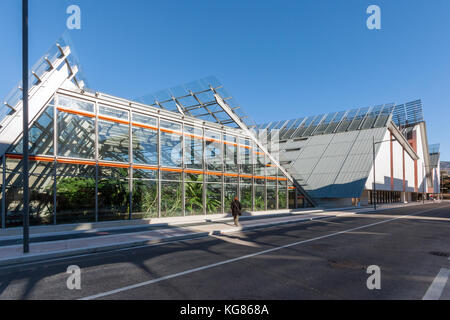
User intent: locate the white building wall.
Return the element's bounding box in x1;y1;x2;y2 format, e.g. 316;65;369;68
365;129;417;193
433;162;441;194
365;130;391;190
393;138;404;191
415;124;427;192
405;151;415;192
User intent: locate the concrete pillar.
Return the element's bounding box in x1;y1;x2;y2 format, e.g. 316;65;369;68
401;192;407;203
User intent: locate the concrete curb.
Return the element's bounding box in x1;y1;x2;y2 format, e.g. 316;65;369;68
0;232;211;268
0;210;325;241
0;215;335;268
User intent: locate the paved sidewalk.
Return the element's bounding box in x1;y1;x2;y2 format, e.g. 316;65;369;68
0;200;437;267
0;212;335;267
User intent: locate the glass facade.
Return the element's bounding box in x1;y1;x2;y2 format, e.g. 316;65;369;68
0;93;293;228
56;162;95;224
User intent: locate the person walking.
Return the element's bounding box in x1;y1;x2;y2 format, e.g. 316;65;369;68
231;196;242;226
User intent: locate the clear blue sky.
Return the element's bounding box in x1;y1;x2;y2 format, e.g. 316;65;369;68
1;0;449;159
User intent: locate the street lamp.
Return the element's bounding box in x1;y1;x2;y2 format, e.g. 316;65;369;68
372;136;397;210
22;0;30;253
423;162;425;204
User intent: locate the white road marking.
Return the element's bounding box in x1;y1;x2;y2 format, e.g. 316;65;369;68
79;205;449;300
422;268;450;300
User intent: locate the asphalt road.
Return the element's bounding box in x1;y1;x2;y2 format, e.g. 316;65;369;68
0;202;449;300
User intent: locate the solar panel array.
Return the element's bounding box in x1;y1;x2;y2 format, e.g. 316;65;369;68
257;100;423;140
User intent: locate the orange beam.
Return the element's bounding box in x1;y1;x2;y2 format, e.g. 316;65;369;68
57;158;96;166
132;164;158;171
132;122;158;131
160;128;183;135
184;133;203;140
160;167;183;172
184;169;204;175
30;156;54;162
223;173;239;177
205;171;223;176
98;162;130;168
98;115;130;125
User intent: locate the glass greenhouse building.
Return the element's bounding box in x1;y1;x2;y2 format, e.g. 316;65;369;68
0;39;313;228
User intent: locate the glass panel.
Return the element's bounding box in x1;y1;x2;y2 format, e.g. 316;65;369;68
57;111;95;159
254;185;265;211
56;163;95;224
348;108;369;131
30;105;54;155
132;126;157;165
134;168;157;180
5;169;23;228
324;111;346;134
205;131;222;171
132;179;158;219
99;104;129;120
98;166;130;221
160;119;182;132
266;164;277;178
206;183;222;214
206;173;222;183
288;188;296;209
255;149;265;176
278;180;287;209
239;139;252;174
185;174;203;215
240;183;252;211
29;161;54;225
133;113;157;127
161;170;182;181
161;181;183;217
184;127;203;169
160;127;182;167
335;109;358;133
4;159;55;227
292;116;313;138
224;184;238;214
9;103;54;155
224;175;238;184
267;186;276;210
58;95;94;113
224;139;238;172
98;120;130;163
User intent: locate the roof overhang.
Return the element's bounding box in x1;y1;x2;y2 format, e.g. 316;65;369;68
387;120;419;160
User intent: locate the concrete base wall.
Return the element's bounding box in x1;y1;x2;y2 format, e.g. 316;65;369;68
315;198;354;209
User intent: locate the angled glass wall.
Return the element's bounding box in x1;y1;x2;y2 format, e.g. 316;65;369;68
0;90;293;228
